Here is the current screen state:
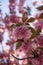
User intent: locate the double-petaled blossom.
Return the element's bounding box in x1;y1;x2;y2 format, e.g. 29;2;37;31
9;0;16;14
36;35;43;46
0;0;43;65
9;3;15;13
19;40;32;52
14;25;31;40
19;0;26;7
9;0;16;3
10;14;19;23
18;0;26;13
4;14;20;29
31;49;43;65
34;19;43;30
16;39;39;59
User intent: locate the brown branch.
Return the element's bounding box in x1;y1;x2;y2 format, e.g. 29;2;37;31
12;54;34;60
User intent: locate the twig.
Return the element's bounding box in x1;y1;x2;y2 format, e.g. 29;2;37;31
12;54;34;60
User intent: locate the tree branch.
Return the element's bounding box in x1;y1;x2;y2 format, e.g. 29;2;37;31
12;54;34;60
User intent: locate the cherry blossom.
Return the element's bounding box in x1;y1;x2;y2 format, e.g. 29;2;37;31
0;0;43;65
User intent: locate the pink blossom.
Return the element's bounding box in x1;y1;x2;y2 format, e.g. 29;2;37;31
34;19;43;30
9;0;16;3
31;49;43;65
19;0;26;7
33;1;38;6
0;0;43;65
14;26;31;40
10;14;19;23
36;35;43;46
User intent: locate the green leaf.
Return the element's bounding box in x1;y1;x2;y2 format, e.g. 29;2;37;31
16;39;23;49
39;13;43;19
16;23;22;27
30;29;41;39
30;33;36;39
9;24;15;30
29;27;35;33
36;29;41;35
37;5;43;10
27;17;35;22
25;22;30;25
36;47;43;51
22;12;28;22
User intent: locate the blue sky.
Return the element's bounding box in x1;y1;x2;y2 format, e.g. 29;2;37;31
0;0;9;17
0;0;43;18
0;0;41;17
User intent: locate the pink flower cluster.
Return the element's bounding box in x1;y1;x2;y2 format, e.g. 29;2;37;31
0;0;43;65
14;25;31;40
34;19;43;30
